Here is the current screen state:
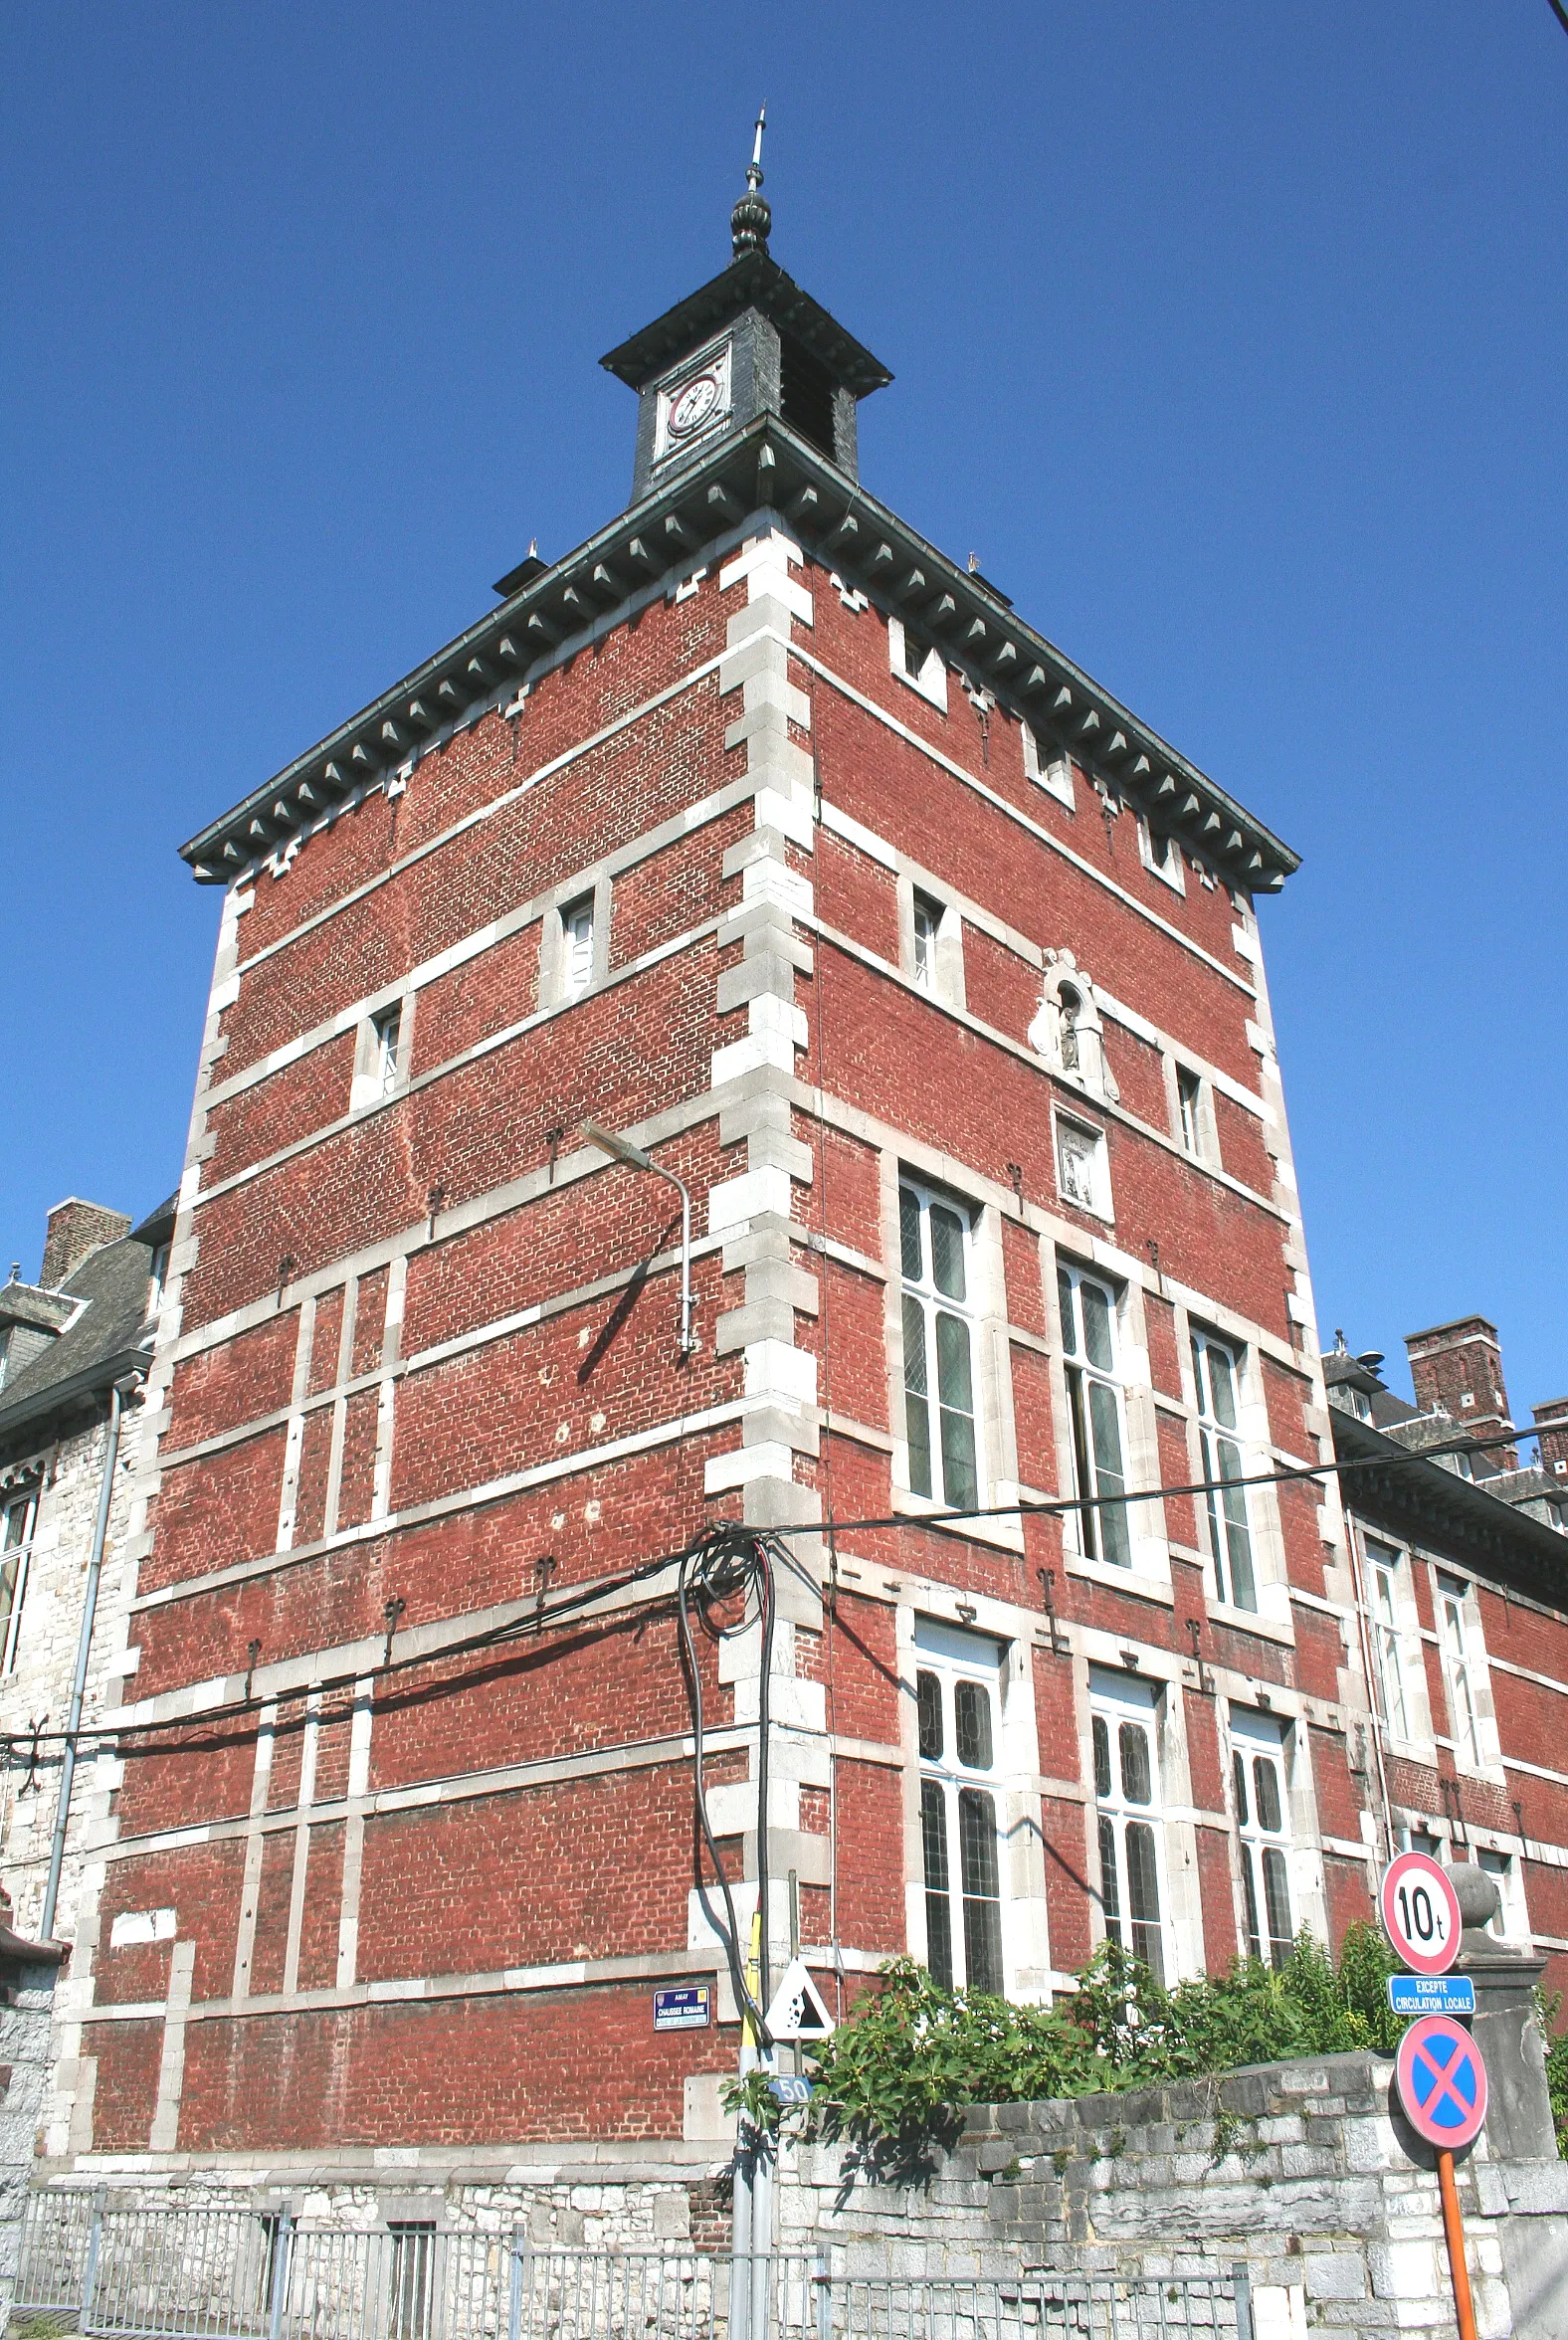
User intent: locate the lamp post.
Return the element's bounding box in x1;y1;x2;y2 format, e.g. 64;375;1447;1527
578;1121;698;1358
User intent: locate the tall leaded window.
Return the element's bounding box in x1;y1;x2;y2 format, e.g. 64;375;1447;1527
1365;1536;1412;1740
0;1493;35;1675
1190;1328;1256;1609
1058;1264;1130;1566
1090;1670;1166;1982
1230;1709;1293;1967
1437;1573;1484;1767
914;1620;1005;1995
899;1182;979;1510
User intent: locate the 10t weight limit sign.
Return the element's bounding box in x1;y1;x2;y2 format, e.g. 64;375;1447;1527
1380;1852;1463;1978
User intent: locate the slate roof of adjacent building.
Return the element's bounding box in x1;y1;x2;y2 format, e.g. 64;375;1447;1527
1323;1342;1568;1596
0;1193;176;1459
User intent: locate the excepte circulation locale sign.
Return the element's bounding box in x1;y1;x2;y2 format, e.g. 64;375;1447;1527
652;1985;711;2032
1395;2015;1487;2151
1388;1974;1476;2020
1379;1852;1463;1978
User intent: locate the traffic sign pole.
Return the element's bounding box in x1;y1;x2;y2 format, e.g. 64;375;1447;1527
1436;2148;1479;2340
1393;2012;1486;2340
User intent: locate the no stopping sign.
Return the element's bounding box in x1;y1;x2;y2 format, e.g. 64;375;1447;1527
1396;2015;1487;2150
1380;1852;1463;1978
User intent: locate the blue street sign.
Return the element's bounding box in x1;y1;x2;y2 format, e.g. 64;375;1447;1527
653;1986;711;2032
767;2074;814;2105
1388;1974;1476;2020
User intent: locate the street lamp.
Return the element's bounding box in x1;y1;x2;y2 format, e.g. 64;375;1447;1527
579;1120;697;1357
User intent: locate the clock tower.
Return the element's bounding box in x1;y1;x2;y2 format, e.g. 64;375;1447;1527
601;121;891;503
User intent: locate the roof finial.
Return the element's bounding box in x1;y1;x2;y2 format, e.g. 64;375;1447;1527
731;102;771;260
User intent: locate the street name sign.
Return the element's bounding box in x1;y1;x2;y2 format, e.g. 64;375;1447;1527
653;1985;711;2031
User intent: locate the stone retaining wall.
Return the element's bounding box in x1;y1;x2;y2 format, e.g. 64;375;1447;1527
775;2050;1568;2339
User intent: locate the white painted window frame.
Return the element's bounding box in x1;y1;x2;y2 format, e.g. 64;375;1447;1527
1089;1667;1173;1985
350;996;413;1112
1227;1705;1296;1967
1137;814;1187;893
912;1618;1011;1995
898;877;966;1009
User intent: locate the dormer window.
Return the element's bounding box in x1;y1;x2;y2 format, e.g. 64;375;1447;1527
147;1243;171;1321
1139;818;1185;892
888;617;947;711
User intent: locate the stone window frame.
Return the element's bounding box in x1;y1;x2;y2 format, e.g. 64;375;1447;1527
1188;1323;1262;1616
882;1153;1023;1553
350;993;415;1113
911;1616;1011;1996
1046;1244;1171;1600
894;1599;1055;1999
1358;1529;1431;1755
1022;723;1076;810
1053;1108;1113;1223
1137;812;1187;894
1166;1058;1218;1166
1432;1567;1502;1780
897;876;966;1010
1088;1665;1175;1986
1226;1704;1298;1969
540;872;613;1010
0;1486;38;1675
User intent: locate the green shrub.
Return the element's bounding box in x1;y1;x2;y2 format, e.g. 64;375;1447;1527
773;1924;1406;2152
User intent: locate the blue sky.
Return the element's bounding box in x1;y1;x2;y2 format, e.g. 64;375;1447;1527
3;3;1564;1418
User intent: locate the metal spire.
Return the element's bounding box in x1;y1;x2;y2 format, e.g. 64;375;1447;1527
730;102;771;260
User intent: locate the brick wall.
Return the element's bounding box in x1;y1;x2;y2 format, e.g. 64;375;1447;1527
45;511;1382;2179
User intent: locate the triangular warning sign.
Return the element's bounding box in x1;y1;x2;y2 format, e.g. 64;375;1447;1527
764;1956;835;2042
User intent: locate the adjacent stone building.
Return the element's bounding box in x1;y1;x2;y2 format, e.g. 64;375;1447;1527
27;165;1429;2219
1324;1317;1568;1995
0;1198;174;1941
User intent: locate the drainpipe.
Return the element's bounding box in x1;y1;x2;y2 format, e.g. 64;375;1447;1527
41;1368;142;1940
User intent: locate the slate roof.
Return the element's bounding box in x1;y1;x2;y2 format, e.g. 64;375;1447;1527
1323;1346;1568;1593
0;1200;173;1459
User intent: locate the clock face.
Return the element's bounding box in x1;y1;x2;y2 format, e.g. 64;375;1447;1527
668;371;721;441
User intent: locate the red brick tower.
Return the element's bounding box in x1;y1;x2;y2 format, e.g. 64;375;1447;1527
56;162;1373;2203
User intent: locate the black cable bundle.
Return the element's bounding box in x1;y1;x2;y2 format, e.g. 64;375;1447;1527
675;1521;783;2051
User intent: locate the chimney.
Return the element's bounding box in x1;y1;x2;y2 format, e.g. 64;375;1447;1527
1533;1398;1568;1481
40;1199;131;1291
1405;1315;1515;1470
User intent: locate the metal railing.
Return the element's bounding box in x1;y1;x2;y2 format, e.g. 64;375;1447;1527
12;2197;1252;2340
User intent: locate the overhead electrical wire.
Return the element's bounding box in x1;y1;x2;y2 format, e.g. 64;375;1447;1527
0;1419;1546;1763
